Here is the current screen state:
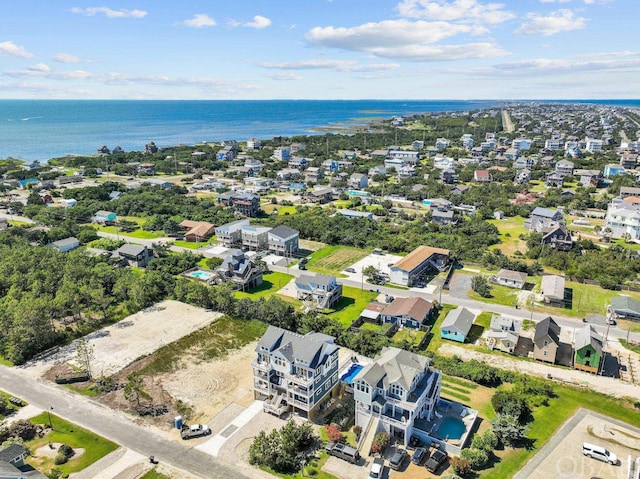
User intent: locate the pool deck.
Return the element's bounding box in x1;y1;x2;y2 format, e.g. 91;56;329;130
413;400;478;453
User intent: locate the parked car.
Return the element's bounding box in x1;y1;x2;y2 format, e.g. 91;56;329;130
345;267;356;273
180;424;211;440
389;449;408;470
368;457;384;479
411;447;427;465
425;449;448;472
582;443;618;465
325;442;360;464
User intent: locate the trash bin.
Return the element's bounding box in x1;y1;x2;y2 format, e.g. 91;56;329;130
174;416;183;429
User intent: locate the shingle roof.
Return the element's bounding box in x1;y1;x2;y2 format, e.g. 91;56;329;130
268;225;298;240
0;443;25;462
357;347;431;391
392;246;450;273
574;324;602;354
534;317;560;344
610;296;640;314
52;237;79;248
256;325;338;369
541;275;565;301
496;269;528;283
382;297;432;321
296;273;336;288
531;207;560;218
116;243;147;257
441;307;475;335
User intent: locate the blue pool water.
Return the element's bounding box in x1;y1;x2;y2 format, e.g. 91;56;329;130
438;417;466;440
187;270;213;280
340;364;364;384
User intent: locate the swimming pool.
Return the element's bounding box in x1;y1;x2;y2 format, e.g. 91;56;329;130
438;417;466;440
340;364;364;384
187;270;213;280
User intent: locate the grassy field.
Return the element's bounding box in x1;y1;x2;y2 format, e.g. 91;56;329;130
235;272;294;299
620;339;640;354
327;286;378;328
392;328;426;349
172;239;203;249
469;284;522;309
426;304;457;353
140;470;171;479
27;413;118;476
480;388;640;479
306;245;369;275
488;216;529;256
96;225;165;239
618;320;640;333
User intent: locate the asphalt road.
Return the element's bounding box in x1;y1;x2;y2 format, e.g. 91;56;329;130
0;365;250;479
272;264;640;343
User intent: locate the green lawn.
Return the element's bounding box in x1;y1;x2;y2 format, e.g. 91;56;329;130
27;413;118;476
392;328;426;349
261;451;338;479
172;239;203;249
327;286;378;328
306;245;369;276
480;388;640;479
488;216;529;256
620;339;640;354
140;470;171;479
96;225;165;239
469;284;521;308
277;205;298;215
235;272;294;299
426;304;457;353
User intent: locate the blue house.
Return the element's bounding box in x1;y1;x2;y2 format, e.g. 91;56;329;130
94;210;117;224
441;307;475;343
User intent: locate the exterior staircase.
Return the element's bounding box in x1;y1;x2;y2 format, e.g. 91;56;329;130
358;416;380;459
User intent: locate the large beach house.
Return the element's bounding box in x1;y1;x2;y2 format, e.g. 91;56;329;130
253;326;340;420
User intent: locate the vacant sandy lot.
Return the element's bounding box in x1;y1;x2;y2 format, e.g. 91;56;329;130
159;341;258;421
23;300;221;379
342;253;404;283
522;412;640;479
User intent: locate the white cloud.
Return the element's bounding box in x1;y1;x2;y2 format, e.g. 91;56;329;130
182;14;216;28
28;63;50;72
54;53;82;63
515;9;586;36
396;0;516;24
245;15;272;29
540;0;611;3
306;20;478;51
266;72;302;81
260;59;399;72
0;41;34;58
70;7;147;18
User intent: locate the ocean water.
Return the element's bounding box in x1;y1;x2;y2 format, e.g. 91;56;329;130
0;99;637;162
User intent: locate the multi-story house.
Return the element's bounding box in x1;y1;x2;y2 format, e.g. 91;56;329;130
461;134;474;149
253;326;340;419
267;225;299;256
215;251;263;291
604;200;640;241
525;207;565;232
241;225;271;251
217;146;235;162
273;147;291;161
349;173;368;189
354;347;442;448
215;219;250;247
435;138;449;150
512;138;532;150
295;273;343;309
585;139;603;153
246;138;261;151
388;150;420;164
304;167;324;184
544;139;561;150
288;156;308;170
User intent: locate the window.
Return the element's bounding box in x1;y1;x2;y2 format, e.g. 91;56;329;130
543;350;548;356
543;340;549;347
585;350;591;358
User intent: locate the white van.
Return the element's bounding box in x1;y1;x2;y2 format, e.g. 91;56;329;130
582;443;618;465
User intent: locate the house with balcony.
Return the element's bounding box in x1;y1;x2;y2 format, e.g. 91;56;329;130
273;147;291;161
604;201;640;242
555;160;574;175
267;225;299;256
295;273;343;309
349;173;368;189
214;251;263;290
217;192;261;217
94;210;117;225
389;246;450;287
486;315;521;354
241;224;271;251
389;150;420;164
253;326;340;419
113;243;153;268
215;218;250;247
354;347;442;448
525;207;565;232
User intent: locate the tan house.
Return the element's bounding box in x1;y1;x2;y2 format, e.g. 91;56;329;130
533;317;560;363
180;220;215;242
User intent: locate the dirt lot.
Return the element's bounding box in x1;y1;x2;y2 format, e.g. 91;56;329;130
521;412;640;479
23;301;221;379
159;341;258;421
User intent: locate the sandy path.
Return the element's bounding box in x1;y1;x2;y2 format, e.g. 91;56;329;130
439;343;640;398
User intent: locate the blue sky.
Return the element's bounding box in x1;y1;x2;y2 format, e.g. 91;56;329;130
0;0;637;99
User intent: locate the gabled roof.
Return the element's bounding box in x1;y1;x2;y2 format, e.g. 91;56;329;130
382;297;432;321
441;307;475;335
534;317;560;344
531;207;561;218
296;273;336;288
256;325;337;369
574;324;602;354
610;296;640;314
357;347;431;391
496;269;528;283
116;243;147;257
541;275;565;300
52;237;79;248
0;443;25;462
392;245;450;273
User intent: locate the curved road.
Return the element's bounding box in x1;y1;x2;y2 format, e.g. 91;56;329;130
0;365;249;479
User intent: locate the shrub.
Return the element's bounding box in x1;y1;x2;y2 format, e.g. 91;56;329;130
58;444;74;458
491;390;531;422
353;425;362;440
371;432;390;454
492;414;528;447
461;447;489;469
325;424;343;443
471;429;498;452
450;456;473;475
54;452;68;465
8;420;37;441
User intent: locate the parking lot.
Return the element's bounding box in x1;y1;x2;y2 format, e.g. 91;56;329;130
517;411;640;479
341;252;404;286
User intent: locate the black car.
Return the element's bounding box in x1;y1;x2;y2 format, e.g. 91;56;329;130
411;447;427;465
426;449;448;473
389;449;408;470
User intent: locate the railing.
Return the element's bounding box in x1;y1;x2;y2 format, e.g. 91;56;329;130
251;360;269;371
